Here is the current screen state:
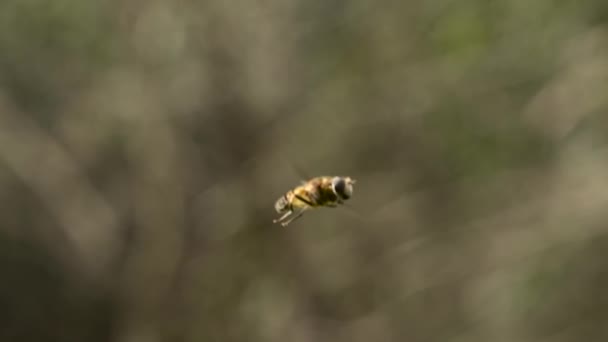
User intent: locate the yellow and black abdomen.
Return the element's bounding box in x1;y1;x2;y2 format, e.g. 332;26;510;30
292;187;319;208
274;185;322;214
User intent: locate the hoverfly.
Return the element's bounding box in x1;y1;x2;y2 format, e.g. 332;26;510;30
273;176;356;227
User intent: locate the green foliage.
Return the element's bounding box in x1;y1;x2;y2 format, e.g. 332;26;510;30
515;235;608;339
424;106;552;179
0;0;118;112
0;0;607;341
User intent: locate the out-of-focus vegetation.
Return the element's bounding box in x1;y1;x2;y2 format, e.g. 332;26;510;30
1;0;608;341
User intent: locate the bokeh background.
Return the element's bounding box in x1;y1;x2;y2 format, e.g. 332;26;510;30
1;1;608;341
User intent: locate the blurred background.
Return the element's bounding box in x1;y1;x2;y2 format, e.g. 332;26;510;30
1;0;608;341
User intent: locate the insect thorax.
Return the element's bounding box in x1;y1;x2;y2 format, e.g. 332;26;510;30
316;185;339;205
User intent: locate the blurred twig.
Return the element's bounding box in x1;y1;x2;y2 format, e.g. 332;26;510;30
0;96;122;280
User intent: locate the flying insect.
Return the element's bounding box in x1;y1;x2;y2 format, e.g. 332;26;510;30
273;176;356;227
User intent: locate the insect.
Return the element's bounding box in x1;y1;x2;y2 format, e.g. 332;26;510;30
273;176;356;227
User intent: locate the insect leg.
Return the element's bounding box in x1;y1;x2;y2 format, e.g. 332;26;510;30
273;210;292;224
281;207;309;227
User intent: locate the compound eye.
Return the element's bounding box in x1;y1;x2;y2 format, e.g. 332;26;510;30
333;179;350;199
